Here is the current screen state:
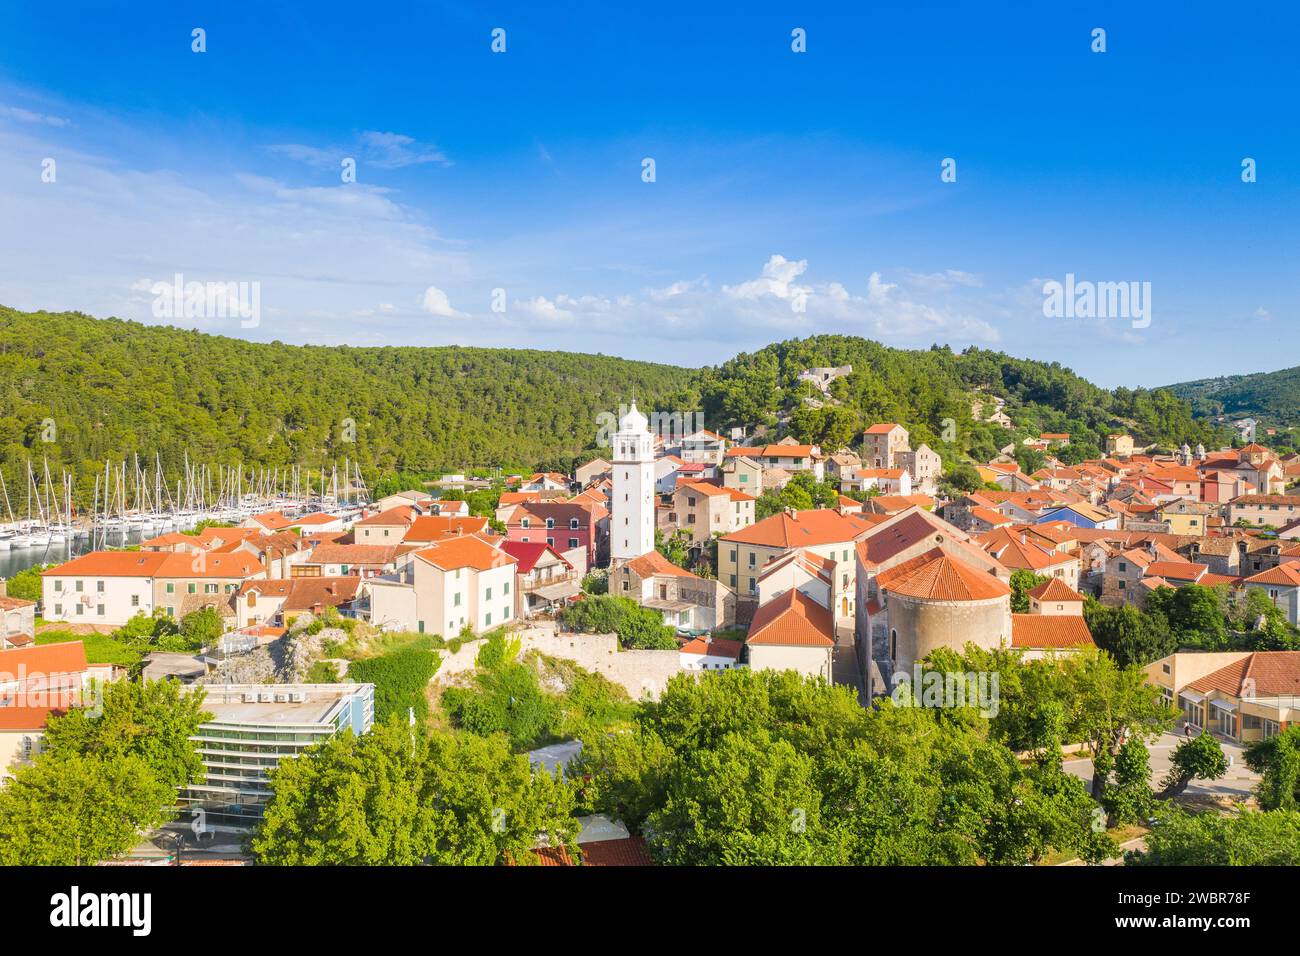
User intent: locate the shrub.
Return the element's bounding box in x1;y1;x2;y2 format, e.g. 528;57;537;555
347;647;440;723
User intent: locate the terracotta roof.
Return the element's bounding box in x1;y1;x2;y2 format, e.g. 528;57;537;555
531;837;655;866
1011;614;1095;650
680;637;743;659
1232;494;1300;506
721;508;876;549
625;550;700;580
42;551;173;577
357;506;417;526
292;512;340;526
0;595;35;610
238;577;360;610
1188;651;1300;698
156;552;266;579
746;589;835;647
0;640;89;678
307;543;401;566
876;548;1010;602
1028;578;1085;602
1143;560;1207;582
416;535;516;572
864;423;903;434
1245;563;1300;587
403;515;490;542
249;511;293;530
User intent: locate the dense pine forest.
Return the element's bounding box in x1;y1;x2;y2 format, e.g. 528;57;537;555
1166;366;1300;428
0;306;1230;500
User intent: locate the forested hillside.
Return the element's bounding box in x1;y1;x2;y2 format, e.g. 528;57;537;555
0;306;696;494
1166;366;1300;428
702;335;1229;465
0;308;1229;498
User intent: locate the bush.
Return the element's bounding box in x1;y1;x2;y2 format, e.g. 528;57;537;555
561;594;677;650
347;647;441;723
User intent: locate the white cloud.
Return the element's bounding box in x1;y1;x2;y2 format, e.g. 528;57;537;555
0;104;70;127
422;285;459;318
270;130;451;172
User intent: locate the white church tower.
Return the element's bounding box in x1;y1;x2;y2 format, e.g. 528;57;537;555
611;401;656;563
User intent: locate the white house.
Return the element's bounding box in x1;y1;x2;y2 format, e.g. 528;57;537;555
367;534;517;636
40;552;172;626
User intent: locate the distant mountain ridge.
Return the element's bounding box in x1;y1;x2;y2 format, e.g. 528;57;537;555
1164;366;1300;427
0;307;1230;496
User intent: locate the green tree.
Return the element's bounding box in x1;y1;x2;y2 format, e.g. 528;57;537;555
347;646;441;724
1159;732;1229;799
42;679;210;790
1127;809;1300;865
1084;599;1177;667
1009;570;1049;614
1062;651;1178;800
1245;726;1300;811
0;752;175;865
561;594;677;649
251;723;578;866
1102;738;1155;826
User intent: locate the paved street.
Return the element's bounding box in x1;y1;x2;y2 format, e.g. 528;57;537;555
1063;729;1260;804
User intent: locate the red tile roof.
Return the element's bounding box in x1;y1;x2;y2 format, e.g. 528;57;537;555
1011;614;1095;649
876;548;1010;602
746;589;835;648
625;550;700;580
416;535;516;572
1245;563;1300;587
1028;578;1085;602
680;637;743;659
1188;651;1300;697
722;508;876;549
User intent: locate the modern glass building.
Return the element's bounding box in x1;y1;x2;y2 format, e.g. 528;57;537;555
178;682;375;826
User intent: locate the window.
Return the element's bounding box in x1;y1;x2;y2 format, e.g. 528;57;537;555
418;621;425;633
486;612;492;626
166;583;174;594
54;580;63;592
502;607;511;621
546;518;555;529
131;594;140;607
503;582;510;595
486;586;493;600
166;607;174;617
570;518;579;530
53;603;62;616
622;581;630;591
454;593;462;607
521;518;530;529
75;580;83;592
341;565;350;575
729;574;736;587
568;537;579;549
97;605;105;616
188;583;197;594
96;580;105;593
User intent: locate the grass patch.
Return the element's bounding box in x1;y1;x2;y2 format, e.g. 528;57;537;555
36;630;144;668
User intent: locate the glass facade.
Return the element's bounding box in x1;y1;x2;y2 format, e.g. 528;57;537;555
177;683;375;825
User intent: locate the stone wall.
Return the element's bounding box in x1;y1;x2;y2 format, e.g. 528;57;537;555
432;622;682;700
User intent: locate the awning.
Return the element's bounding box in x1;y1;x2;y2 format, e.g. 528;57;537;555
1179;690;1206;703
1211;699;1238;713
533;581;582;602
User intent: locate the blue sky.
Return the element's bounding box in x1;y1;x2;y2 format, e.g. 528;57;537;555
0;0;1296;387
